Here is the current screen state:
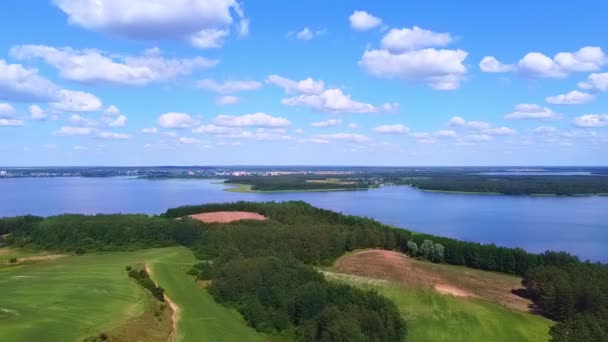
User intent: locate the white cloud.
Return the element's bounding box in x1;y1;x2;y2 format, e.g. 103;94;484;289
411;132;436;144
533;126;558;135
463;134;492;142
311;138;329;144
29;104;46;120
54;126;95;136
0;118;24;127
504;104;560;120
373;124;410;134
546;90;594;104
50;89;102;112
313;133;371;143
197;78;262;94
311;119;342;127
348;123;360;130
97;131;129;140
0;59;59;102
479;56;515;72
0;103;15;117
295;128;304;134
266;75;324;94
192;124;241;135
141;127;158;134
179;137;201;144
448;116;491;130
189;29;229;49
54;0;247;49
213;112;291;127
578;73;608;92
482;127;517;136
11;45;217;86
157;112;199;128
518;47;605;78
216;95;240;105
381;26;452;53
349;11;382;31
572;114;608;128
68;114;96;127
359;48;468;90
282;88;398;113
101;105;127;127
293;27;325;41
433;129;457;138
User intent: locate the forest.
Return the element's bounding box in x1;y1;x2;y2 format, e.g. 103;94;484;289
2;201;607;341
224;174;373;191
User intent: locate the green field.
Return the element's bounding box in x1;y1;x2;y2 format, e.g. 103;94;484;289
326;272;552;342
223;183;361;193
148;247;270;342
0;247;268;342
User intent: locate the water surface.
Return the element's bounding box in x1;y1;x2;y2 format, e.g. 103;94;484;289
1;177;606;262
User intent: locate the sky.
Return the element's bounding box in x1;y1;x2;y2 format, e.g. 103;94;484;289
1;0;607;166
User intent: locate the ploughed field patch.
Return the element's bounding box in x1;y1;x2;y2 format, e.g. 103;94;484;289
188;211;267;223
332;249;533;312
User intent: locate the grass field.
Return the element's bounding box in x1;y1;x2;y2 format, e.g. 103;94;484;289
147;247;270;342
222;183;363;193
0;246;269;342
326;250;553;342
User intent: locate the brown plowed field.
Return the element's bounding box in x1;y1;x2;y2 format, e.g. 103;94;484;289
189;211;267;223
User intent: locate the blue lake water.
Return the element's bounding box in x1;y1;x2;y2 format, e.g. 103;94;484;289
1;177;607;262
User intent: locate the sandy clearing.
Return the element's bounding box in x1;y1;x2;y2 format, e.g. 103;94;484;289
189;211;267;223
1;254;66;265
333;249;532;311
146;264;179;342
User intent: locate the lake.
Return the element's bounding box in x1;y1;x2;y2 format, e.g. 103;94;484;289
1;177;607;262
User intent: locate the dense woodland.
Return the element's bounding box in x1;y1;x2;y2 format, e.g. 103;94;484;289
225;172;608;195
2;201;608;340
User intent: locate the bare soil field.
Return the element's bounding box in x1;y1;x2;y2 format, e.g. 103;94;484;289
332;249;532;311
189;211;267;223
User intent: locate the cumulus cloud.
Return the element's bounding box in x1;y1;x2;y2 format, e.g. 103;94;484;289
192;124;241;135
282;88;398;113
101;105;127;127
0;59;59;102
0;103;15;117
348;123;360;130
519;47;605;78
482;127;517;136
54;126;95;136
197;78;262;94
29;104;46;120
213;112;291;127
157;112;199;128
359;48;468;90
463;134;492;142
311;119;342;127
572;114;608;128
11;45;217;86
54;0;247;49
68;114;96;127
504;104;560;120
97;131;129;140
381;26;452;53
546;90;594;104
433;130;457;138
349;11;382;31
141;127;158;134
216;95;240;105
313;133;371;143
0;118;24;127
266;75;324;94
533;126;558;135
189;29;229;49
292;27;326;41
373;124;410;134
479;56;515;72
448;116;491;130
50;90;103;112
179;137;201;144
578;73;608;92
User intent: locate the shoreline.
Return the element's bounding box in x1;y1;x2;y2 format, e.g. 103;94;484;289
222;183;370;193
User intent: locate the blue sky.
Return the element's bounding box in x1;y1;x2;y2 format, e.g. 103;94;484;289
1;0;607;166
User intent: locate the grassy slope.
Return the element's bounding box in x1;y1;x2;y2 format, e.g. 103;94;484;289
148;247;268;342
326;252;553;342
0;247;267;342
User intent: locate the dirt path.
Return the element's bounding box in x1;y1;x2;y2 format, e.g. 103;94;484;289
145;264;180;342
1;254;66;265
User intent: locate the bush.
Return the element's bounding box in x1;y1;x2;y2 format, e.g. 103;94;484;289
9;257;17;263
